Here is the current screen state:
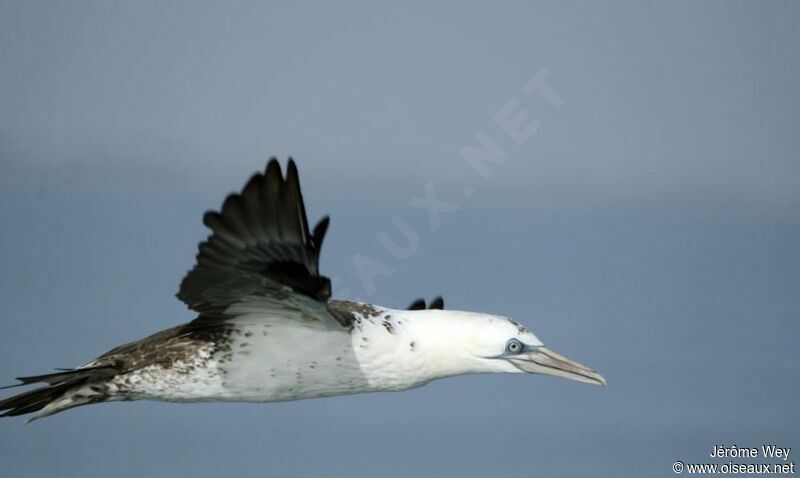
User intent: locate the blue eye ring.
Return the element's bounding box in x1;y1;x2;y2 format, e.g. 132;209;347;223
505;338;524;355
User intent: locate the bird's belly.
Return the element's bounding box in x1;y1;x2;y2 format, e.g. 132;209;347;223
114;319;426;403
217;360;371;402
217;324;372;402
192;322;374;402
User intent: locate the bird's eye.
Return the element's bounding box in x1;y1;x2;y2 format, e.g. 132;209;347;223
505;338;523;354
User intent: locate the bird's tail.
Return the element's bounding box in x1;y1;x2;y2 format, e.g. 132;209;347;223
0;366;118;422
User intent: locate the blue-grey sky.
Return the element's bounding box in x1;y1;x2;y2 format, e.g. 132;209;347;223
1;1;798;477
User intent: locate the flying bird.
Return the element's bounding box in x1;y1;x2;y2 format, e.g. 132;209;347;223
1;159;606;422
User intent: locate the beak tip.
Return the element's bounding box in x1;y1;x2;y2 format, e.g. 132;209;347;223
580;370;606;387
515;346;608;388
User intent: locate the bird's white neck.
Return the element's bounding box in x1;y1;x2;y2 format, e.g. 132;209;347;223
349;307;499;391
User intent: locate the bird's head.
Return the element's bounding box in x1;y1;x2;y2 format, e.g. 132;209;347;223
404;310;607;387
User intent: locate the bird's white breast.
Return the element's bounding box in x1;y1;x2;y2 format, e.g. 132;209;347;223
213;307;434;402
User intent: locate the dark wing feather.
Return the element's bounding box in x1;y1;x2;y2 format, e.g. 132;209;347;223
429;296;444;310
407;298;426;310
177;158;332;316
406;296;445;310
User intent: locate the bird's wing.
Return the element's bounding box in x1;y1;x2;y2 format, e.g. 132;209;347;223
177;159;346;326
407;299;426;310
406;296;445;310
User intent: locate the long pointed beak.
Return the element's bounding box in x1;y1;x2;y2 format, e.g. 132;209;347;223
509;346;607;387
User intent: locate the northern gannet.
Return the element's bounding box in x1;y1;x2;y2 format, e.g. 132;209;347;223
1;159;606;422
